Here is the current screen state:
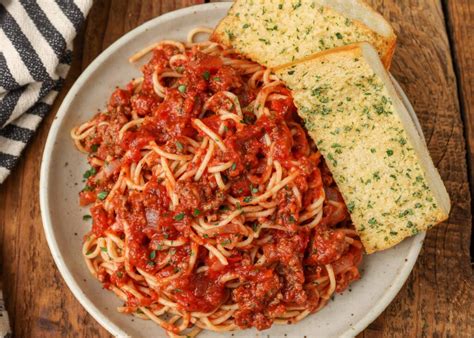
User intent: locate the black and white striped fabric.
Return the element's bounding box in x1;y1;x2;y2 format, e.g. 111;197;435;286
0;0;92;184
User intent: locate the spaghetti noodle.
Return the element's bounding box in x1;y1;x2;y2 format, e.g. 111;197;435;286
72;28;363;337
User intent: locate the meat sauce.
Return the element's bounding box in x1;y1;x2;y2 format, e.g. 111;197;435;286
79;45;363;330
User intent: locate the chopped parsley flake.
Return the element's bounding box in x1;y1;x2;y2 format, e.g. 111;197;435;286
175;141;184;151
82;215;92;221
149;250;156;259
83;167;96;179
178;84;187;93
97;191;108;200
373;171;381;180
202;71;210;80
347;201;355;213
225;30;235;40
174;212;185;221
292;1;302;9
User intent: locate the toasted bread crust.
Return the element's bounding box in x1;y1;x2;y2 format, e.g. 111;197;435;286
212;0;397;69
275;43;450;253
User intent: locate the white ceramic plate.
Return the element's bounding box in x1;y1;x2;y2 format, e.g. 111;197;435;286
40;3;425;337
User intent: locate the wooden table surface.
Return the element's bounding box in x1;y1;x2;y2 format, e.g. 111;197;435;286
0;0;472;337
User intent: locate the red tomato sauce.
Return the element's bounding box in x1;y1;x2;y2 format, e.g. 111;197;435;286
77;45;363;330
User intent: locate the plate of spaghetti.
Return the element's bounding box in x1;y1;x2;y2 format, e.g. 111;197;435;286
40;2;426;337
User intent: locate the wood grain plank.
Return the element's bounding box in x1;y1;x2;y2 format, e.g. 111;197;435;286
444;0;474;260
0;0;472;337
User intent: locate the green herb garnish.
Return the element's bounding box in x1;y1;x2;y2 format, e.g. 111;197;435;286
347;201;355;213
83;167;96;179
97;191;108;200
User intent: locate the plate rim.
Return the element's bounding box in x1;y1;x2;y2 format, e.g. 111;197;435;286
39;2;425;337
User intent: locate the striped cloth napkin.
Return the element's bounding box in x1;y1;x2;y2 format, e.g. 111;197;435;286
0;0;92;184
0;1;92;336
